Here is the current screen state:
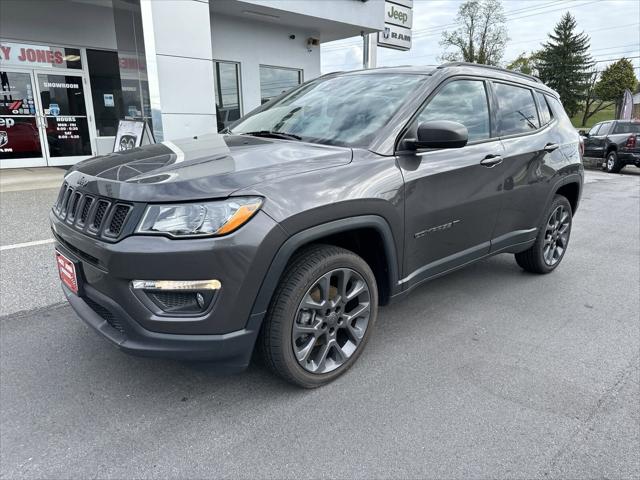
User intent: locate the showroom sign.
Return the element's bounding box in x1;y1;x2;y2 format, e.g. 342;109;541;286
0;42;82;69
378;0;413;51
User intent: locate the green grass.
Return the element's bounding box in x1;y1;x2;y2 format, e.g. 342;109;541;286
571;104;616;129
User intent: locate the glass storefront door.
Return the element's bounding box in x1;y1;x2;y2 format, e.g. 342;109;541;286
35;72;92;166
0;70;46;168
0;68;94;168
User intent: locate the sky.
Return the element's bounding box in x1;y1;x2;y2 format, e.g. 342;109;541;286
320;0;640;77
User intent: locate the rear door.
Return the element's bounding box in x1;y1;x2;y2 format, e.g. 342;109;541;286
491;82;560;250
397;78;505;287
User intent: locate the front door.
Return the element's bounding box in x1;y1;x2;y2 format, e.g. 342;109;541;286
0;68;94;168
0;70;46;168
34;71;93;166
583;121;612;158
398;78;504;288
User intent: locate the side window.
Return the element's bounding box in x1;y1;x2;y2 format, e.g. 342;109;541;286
598;122;613;135
494;82;540;135
588;124;601;136
535;91;552;126
416;80;490;142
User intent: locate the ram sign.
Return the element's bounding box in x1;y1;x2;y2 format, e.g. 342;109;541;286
378;0;413;51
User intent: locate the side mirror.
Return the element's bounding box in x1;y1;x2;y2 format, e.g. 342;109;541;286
403;120;468;151
579;130;589;137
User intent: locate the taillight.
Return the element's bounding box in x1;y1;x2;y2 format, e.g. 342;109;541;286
579;137;584;158
626;134;637;149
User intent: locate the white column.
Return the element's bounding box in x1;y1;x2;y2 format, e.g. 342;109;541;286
363;33;377;69
140;0;216;141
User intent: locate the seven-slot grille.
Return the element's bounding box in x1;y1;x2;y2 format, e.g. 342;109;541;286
54;182;132;239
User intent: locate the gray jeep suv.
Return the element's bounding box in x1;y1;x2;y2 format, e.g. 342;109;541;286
51;63;583;387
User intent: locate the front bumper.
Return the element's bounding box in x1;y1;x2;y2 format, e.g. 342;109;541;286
51;209;287;367
63;283;263;368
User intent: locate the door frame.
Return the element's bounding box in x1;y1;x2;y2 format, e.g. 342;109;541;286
32;66;97;166
0;46;98;168
0;67;48;168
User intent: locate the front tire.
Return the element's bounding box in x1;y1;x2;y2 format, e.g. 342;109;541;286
515;195;572;274
260;245;378;388
603;150;623;173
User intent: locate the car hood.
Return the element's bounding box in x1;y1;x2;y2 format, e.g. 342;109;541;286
65;134;352;202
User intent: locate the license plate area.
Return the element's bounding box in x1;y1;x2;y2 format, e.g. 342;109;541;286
56;250;81;295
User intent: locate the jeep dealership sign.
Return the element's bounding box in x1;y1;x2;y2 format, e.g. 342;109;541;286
378;0;413;51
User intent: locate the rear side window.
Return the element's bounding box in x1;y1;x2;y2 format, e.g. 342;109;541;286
613;122;640;134
535;91;552;126
416;80;490;142
494;83;540;135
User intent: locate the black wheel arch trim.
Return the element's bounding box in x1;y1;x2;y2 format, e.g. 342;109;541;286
539;172;583;225
249;215;400;319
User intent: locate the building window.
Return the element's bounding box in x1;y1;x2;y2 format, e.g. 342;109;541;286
214;61;241;132
87;49;123;137
259;65;302;104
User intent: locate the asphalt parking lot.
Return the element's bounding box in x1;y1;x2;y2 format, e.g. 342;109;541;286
1;168;639;479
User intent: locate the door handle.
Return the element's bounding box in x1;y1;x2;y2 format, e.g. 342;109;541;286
480;154;503;168
544;143;560;152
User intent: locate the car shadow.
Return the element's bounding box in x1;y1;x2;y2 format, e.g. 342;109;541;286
3;252;544;419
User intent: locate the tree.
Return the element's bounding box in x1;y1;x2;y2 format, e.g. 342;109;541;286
506;52;539;76
580;59;638;126
536;13;594;117
580;70;610;127
440;0;508;66
594;58;637;117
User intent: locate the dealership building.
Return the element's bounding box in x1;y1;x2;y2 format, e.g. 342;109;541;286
0;0;386;168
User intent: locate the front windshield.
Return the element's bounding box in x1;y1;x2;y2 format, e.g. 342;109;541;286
231;73;426;147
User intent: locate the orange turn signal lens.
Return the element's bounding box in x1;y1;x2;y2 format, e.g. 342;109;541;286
215;201;262;235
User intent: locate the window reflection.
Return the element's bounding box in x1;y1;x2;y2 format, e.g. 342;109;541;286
494;83;540;135
417;80;490;141
233;73;425;147
259;66;302;104
535;91;552;126
215;61;241;131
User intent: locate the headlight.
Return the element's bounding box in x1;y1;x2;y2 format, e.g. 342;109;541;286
136;197;263;237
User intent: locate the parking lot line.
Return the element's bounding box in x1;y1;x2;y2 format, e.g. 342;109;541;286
0;239;55;252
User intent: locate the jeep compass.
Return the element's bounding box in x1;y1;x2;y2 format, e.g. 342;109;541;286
51;63;583;387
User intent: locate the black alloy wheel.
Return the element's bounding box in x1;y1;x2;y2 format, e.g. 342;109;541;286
292;268;371;374
260;245;378;388
515;195;573;274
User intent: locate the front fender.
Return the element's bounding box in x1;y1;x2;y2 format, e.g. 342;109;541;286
249;215;400;318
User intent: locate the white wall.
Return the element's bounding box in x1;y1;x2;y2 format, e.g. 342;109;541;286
240;0;384;31
0;0;116;50
211;13;321;113
145;0;217;141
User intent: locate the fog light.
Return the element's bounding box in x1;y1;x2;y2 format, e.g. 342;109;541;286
131;280;222;291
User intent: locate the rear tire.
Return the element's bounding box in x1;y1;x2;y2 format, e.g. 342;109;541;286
515;195;572;274
259;244;378;388
604;150;623;173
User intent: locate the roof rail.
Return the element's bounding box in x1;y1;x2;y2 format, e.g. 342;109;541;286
437;62;542;83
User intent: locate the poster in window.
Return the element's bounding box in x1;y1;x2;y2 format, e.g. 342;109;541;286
113;119;154;152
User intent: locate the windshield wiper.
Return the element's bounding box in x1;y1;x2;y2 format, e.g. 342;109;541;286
241;130;302;141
